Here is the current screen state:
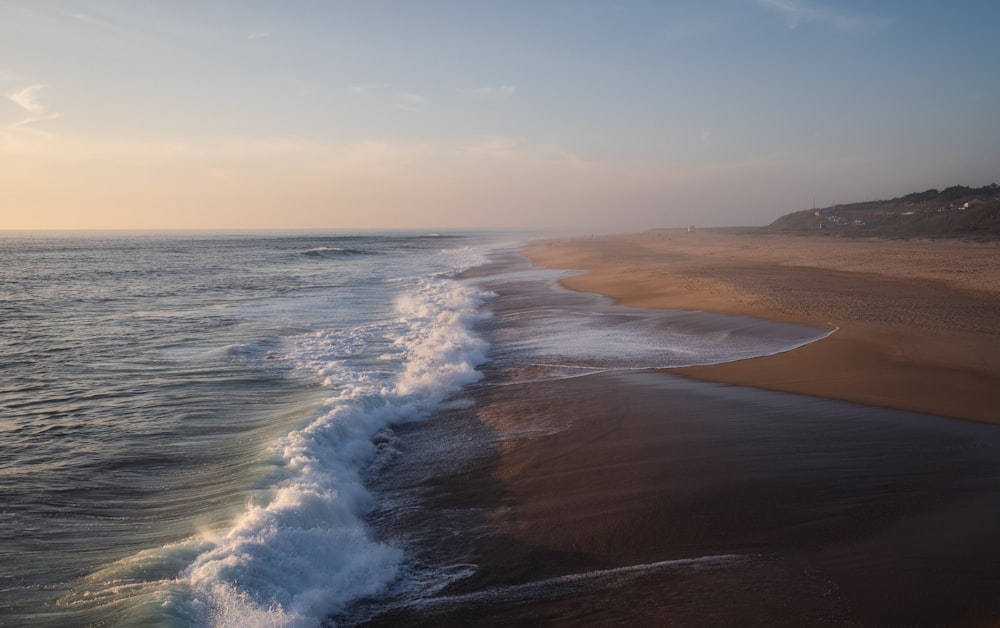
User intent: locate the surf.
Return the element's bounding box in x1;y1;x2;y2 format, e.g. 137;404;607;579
167;270;491;626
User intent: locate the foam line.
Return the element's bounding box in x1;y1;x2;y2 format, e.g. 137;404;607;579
373;554;751;617
174;271;491;627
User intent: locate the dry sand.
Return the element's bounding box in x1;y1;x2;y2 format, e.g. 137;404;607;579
363;235;1000;626
524;230;1000;423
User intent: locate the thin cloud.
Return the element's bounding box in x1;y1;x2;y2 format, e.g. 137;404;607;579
66;11;106;27
700;128;714;148
347;84;428;112
7;84;60;127
395;92;427;112
348;83;388;96
454;85;516;99
0;69;21;82
757;0;890;31
659;14;731;44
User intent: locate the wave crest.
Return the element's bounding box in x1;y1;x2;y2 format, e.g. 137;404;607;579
179;274;490;626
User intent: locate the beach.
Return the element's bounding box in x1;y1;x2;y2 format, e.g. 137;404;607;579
524;229;1000;424
358;231;1000;626
10;231;999;625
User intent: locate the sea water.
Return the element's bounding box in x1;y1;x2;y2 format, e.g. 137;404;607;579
0;231;498;627
0;232;828;627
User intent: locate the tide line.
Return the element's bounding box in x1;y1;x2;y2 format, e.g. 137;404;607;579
358;553;752;621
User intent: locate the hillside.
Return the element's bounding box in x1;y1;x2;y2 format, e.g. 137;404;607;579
768;184;1000;239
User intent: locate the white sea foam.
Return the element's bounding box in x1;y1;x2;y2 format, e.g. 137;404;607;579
481;264;831;376
177;271;491;627
346;554;750;622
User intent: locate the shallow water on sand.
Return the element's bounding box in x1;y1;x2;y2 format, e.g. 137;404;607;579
353;254;1000;627
470;252;830;378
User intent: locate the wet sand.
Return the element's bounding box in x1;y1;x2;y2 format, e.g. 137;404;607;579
524;230;1000;424
355;235;1000;626
365;372;1000;626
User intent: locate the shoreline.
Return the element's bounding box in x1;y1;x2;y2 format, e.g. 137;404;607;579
523;229;1000;424
367;370;1000;626
359;239;1000;626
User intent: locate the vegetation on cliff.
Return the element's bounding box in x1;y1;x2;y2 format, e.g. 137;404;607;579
768;184;1000;238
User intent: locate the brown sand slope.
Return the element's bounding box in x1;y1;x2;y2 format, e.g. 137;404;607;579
525;230;1000;423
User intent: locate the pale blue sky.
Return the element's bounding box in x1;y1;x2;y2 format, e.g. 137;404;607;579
2;1;998;230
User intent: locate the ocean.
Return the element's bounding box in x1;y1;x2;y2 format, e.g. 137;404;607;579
0;231;829;627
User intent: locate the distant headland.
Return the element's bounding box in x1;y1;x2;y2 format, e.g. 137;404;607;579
767;183;1000;239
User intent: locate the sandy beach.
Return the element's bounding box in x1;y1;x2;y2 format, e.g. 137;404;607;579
371;374;1000;627
524;230;1000;424
360;235;1000;626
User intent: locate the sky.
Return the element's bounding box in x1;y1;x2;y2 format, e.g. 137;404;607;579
2;0;998;232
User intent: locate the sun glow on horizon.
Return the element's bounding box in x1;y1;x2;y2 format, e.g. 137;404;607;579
2;1;997;231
